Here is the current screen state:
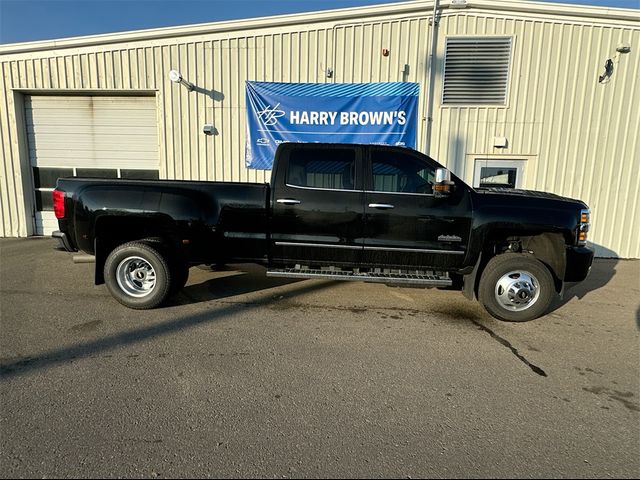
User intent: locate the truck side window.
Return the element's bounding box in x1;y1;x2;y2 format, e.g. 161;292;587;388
371;150;435;194
287;148;356;190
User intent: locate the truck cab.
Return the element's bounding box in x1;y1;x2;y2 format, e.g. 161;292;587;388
270;143;472;271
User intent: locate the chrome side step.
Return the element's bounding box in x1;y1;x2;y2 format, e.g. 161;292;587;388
266;267;452;287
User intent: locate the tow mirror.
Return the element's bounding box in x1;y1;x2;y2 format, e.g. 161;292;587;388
434;168;454;198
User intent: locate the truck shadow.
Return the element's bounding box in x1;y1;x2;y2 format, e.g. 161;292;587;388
167;264;303;306
549;257;618;313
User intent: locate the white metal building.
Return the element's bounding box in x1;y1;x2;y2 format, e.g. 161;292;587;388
0;0;638;257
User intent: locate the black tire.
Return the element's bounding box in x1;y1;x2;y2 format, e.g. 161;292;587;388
104;242;172;309
478;253;556;322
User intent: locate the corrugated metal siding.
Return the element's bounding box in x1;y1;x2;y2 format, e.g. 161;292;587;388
428;12;640;257
0;61;28;237
0;2;638;257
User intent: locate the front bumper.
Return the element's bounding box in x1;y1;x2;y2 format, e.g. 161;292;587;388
565;246;594;282
52;230;76;252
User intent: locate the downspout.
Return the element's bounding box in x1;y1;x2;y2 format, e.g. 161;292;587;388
424;0;440;156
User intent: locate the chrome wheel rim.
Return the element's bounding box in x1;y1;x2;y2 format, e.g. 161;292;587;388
495;270;540;312
116;256;157;298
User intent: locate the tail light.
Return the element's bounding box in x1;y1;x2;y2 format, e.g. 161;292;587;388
53;190;65;219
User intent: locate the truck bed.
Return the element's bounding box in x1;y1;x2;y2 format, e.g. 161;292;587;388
55;177;270;263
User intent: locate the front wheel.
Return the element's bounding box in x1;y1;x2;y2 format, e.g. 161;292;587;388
478;253;557;322
104;242;172;309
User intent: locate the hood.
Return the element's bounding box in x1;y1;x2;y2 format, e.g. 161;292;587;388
474;187;588;209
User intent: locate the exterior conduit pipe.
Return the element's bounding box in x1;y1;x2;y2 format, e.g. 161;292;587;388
424;0;440;157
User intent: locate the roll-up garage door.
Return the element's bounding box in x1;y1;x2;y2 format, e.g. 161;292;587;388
25;95;159;235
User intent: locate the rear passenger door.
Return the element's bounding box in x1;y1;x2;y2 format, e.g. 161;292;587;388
270;145;364;267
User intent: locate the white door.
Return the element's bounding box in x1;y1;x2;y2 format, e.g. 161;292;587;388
473;159;526;189
25;95;159;235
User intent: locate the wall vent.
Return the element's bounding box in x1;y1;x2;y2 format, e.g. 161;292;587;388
443;37;512;105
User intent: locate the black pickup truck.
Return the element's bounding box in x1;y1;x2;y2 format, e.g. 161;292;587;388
52;143;593;322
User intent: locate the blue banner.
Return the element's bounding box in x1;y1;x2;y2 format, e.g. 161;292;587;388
245;81;420;169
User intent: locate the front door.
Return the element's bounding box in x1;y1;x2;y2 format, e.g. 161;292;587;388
270;144;365;267
362;147;471;270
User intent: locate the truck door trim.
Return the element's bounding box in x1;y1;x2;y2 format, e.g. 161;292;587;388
364;190;435;197
285;183;361;193
363;246;464;255
275;242;361;250
274;242;462;255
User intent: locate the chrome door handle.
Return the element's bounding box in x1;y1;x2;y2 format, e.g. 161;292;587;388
276;198;302;205
368;203;395;209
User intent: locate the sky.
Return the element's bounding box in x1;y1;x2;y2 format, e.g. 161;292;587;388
0;0;638;45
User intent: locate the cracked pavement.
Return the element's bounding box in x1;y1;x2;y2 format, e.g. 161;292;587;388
1;237;639;478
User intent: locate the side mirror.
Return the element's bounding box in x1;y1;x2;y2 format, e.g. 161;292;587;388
434;168;454;198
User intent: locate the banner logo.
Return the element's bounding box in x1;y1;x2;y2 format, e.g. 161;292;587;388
256;103;285;126
245;81;420;170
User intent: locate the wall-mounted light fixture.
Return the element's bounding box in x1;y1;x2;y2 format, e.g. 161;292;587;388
616;42;631;54
169;70;194;91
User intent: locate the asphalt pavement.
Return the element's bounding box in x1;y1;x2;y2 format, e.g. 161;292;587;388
0;237;639;478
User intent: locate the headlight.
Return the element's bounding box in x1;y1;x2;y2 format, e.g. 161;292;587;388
578;208;590;245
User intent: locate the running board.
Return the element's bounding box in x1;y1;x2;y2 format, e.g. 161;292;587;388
266;267;452;287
